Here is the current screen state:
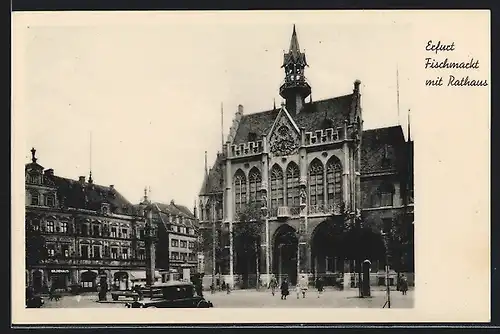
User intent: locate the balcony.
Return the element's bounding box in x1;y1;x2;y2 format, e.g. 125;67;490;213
269;206;302;219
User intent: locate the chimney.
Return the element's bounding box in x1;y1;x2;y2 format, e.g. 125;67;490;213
44;169;54;176
79;176;86;184
170;199;175;205
110;185;115;190
237;104;244;115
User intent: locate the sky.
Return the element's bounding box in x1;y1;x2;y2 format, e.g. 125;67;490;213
19;12;413;209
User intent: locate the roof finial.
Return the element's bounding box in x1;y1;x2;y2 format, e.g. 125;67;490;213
30;147;37;163
273;98;276;110
143;186;148;202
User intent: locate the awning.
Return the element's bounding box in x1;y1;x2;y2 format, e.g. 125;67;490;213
129;270;162;280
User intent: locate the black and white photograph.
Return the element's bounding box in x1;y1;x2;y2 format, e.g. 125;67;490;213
13;10;489;324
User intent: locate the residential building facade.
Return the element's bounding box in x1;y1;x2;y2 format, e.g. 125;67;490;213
25;148;150;292
198;26;414;287
149;201;200;278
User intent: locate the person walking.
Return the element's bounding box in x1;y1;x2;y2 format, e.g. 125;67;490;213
400;274;409;295
268;275;278;296
297;274;308;299
315;276;324;298
280;278;289;300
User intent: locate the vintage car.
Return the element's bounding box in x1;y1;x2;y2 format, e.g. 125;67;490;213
111;289;140;301
125;281;213;308
26;294;44;308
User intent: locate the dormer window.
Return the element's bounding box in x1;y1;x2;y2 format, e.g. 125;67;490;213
248;132;257;142
101;203;110;215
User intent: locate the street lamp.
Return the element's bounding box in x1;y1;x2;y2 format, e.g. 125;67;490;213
381;230;391;309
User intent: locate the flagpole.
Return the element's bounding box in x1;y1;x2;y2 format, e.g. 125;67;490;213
396;65;401;124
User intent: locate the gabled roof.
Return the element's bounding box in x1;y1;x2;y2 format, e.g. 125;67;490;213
151;202;197;230
232;94;353;145
48;175;136;215
361;125;407;174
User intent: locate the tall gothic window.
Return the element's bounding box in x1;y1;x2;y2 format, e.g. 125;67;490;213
378;182;395;207
248;168;262;205
270;165;284;211
234;169;247;214
326;157;343;207
286;162;300;207
308;159;324;207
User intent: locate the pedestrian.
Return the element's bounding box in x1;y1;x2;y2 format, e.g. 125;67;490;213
268;274;278;296
297;274;308;299
221;281;226;291
210;283;215;295
316;276;324;298
226;282;231;294
280;278;289;300
400;274;409;295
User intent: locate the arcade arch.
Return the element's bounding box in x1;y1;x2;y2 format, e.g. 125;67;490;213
272;224;298;285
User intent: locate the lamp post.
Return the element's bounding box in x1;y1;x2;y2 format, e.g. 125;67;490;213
381;230;391;309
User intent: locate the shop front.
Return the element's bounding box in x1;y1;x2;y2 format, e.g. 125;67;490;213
80;270;98;291
113;271;131;291
50;269;70;291
32;269;44;292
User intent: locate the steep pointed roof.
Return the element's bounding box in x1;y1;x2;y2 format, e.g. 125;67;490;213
283;25;308;67
199;153;225;195
289;24;301;57
232;94;353;145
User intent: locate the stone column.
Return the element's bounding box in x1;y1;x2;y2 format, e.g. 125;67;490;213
259;136;271;287
343;121;351;211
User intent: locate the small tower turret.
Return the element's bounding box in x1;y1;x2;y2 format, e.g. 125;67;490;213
279;25;312;115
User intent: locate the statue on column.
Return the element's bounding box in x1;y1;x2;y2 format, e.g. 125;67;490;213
299;188;307;208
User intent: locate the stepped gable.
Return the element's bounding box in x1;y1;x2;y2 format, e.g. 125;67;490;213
232;94;353;145
361;125;407;174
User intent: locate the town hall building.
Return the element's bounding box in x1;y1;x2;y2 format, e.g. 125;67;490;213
198;26;414;289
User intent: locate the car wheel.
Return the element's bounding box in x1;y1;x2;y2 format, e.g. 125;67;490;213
196;300;210;308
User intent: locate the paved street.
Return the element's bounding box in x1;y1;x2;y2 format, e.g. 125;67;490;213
40;288;413;309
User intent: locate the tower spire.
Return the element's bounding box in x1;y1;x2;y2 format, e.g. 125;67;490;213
289;24;301;57
280;24;311;115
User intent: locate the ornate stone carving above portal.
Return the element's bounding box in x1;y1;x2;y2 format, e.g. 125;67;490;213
269;113;300;157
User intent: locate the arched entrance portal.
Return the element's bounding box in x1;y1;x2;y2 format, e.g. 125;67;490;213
273;225;298;285
311;218;346;286
311;218;386;287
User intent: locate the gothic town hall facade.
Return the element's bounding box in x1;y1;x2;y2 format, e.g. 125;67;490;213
198;26;414;288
